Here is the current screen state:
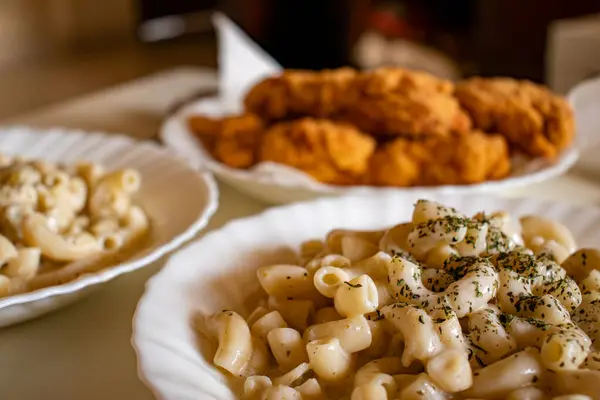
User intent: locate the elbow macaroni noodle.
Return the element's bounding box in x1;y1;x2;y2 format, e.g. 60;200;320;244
0;155;149;297
204;200;600;399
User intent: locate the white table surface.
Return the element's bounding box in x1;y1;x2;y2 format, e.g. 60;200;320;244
1;66;600;400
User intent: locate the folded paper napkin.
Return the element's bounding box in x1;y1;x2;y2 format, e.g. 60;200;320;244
213;12;281;111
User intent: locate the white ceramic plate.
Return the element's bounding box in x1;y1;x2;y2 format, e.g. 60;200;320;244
132;193;600;400
0;126;218;327
567;76;600;177
160;98;579;204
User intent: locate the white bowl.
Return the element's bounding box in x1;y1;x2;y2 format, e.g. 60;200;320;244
0;126;218;326
132;193;600;399
160;98;579;204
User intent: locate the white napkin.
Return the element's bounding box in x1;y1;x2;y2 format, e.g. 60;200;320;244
212;12;282;111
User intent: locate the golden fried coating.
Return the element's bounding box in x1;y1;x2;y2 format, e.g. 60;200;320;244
455;78;575;158
244;68;358;120
349;67;454;97
245;67;469;138
342;90;472;138
368;131;511;187
341;67;471;137
188;113;264;168
259;118;376;185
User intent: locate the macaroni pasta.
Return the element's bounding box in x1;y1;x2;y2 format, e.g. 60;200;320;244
0;155;149;297
203;199;600;399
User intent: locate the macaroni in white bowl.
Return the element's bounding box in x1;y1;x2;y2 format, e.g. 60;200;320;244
201;200;599;399
0;154;149;297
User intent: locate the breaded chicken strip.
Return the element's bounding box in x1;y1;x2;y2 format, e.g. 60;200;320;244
455;78;575;158
341;67;471;137
259;118;376;185
369;131;510;186
342;90;472;138
188;113;264;168
244;68;358;120
245;67;469;138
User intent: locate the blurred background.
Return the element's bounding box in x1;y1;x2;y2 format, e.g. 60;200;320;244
1;0;599;120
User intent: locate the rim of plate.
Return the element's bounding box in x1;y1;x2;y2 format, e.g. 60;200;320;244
0;126;219;308
160;99;580;195
131;192;594;399
567;75;600;150
567;74;600;107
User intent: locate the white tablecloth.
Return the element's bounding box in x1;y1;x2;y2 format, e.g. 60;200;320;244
1;67;600;400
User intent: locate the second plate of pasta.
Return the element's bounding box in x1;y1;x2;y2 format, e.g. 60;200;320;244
133;193;600;400
0;126;218;326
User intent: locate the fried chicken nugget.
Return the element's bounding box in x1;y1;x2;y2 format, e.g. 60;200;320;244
244;68;358;120
455;78;575;158
341;68;471;137
259;118;376;185
188;113;264;168
368;131;511;187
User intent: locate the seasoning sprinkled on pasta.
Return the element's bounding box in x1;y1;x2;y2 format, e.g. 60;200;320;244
200;199;599;399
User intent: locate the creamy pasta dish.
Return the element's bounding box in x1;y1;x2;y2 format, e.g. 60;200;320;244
0;154;149;297
203;199;600;399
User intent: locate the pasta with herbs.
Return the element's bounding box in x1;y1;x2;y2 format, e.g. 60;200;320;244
202;199;600;399
0;154;150;297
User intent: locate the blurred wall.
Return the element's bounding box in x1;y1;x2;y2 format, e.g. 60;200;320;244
0;0;136;68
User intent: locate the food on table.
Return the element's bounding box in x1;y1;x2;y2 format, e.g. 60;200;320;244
368;131;510;186
259;118;376;185
0;155;150;297
200;199;599;399
187;67;575;188
455;77;575;158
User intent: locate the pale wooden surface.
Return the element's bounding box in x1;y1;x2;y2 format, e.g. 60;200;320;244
1;67;600;400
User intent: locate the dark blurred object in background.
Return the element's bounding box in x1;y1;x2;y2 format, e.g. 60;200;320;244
135;0;600;82
258;0;353;69
227;0;368;70
473;0;600;81
353;0;469;79
352;0;600;82
137;0;367;69
137;0;216;42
